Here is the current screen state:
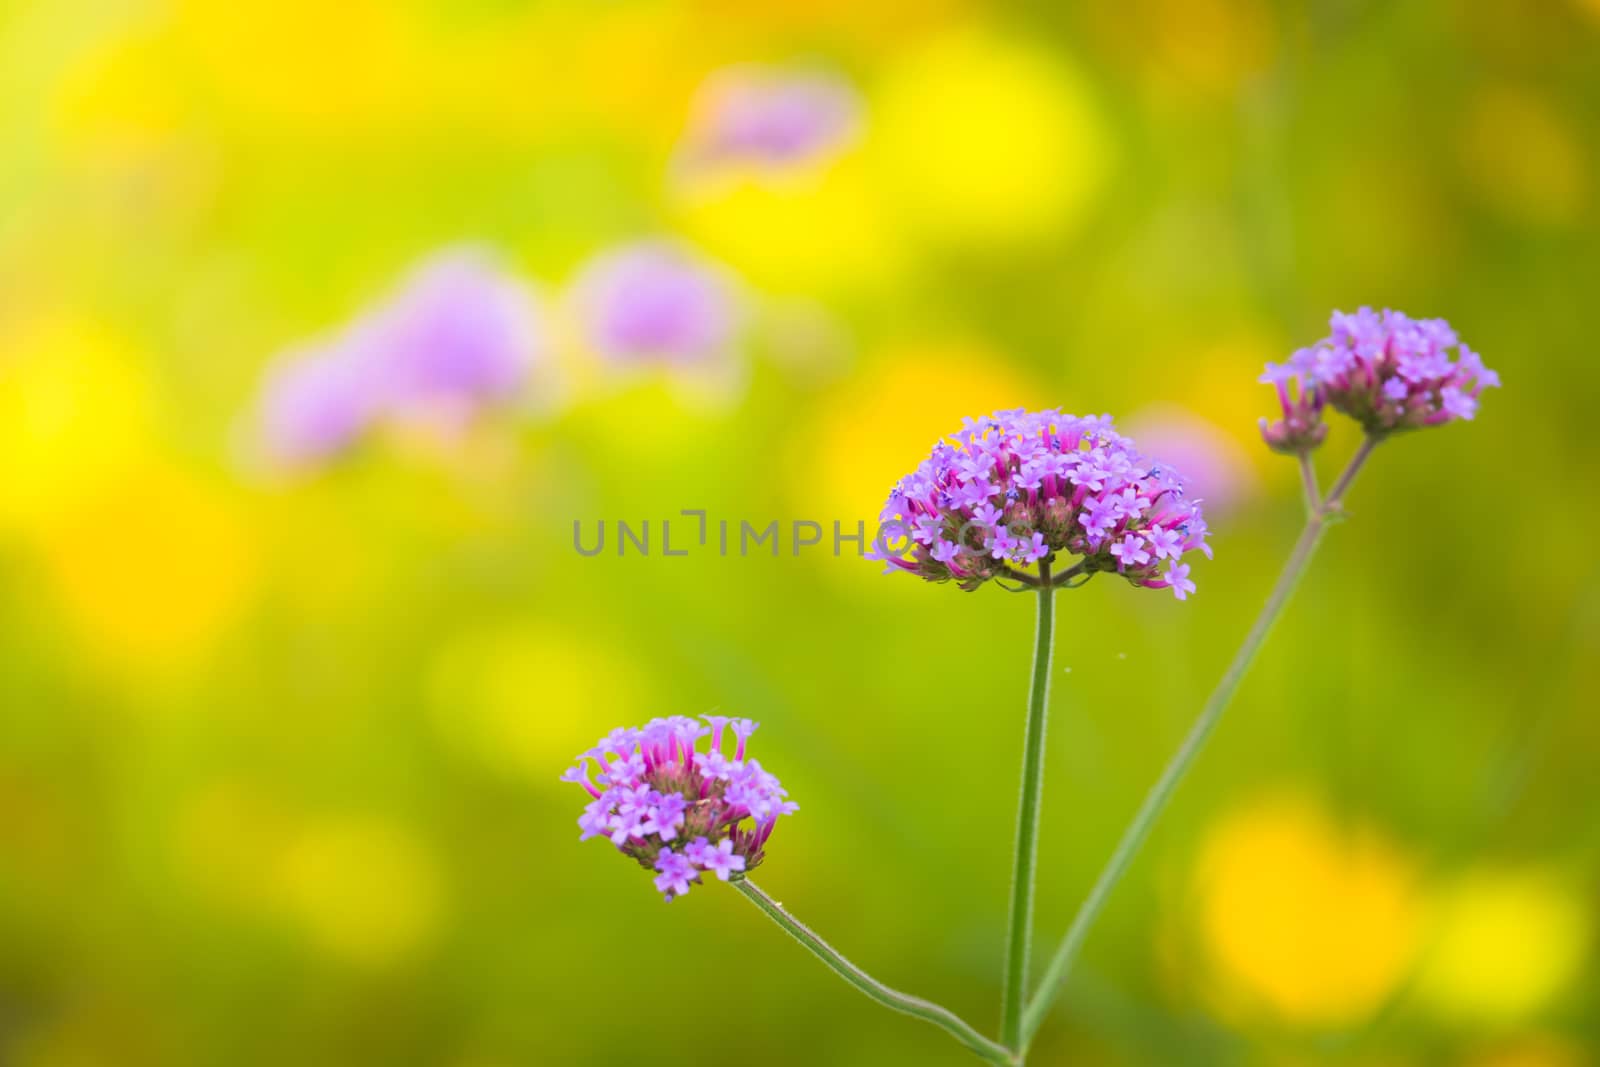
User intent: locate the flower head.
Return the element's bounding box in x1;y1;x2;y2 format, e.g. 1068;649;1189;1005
1260;309;1498;448
563;715;797;901
870;409;1210;598
1257;349;1328;456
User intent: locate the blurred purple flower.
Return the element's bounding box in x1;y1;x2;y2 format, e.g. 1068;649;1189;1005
682;68;860;169
573;242;737;366
357;248;540;424
870;409;1211;598
258;343;374;466
255;246;542;468
1125;407;1260;520
563;714;797;902
1260;308;1498;447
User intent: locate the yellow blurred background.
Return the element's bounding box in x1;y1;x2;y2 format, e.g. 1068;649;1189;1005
2;2;1597;1065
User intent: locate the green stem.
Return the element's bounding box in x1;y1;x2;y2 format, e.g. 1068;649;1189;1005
1000;558;1056;1051
1050;559;1092;587
1298;452;1321;515
1020;437;1378;1049
998;565;1044;588
736;879;1016;1066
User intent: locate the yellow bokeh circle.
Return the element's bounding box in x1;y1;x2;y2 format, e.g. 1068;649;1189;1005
871;26;1110;249
1417;868;1591;1027
1192;793;1424;1028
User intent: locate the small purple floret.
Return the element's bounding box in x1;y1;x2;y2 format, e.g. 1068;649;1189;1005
695;837;747;881
653;848;698;901
1158;561;1197;602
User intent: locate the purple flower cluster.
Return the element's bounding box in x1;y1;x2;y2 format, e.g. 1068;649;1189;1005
870;409;1211;598
1261;308;1499;450
562;715;798;901
258;247;540;466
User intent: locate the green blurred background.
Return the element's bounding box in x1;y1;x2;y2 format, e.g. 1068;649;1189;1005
2;1;1598;1065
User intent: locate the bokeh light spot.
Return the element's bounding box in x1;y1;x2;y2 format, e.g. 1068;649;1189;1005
1192;792;1424;1028
275;817;444;967
429;622;642;781
173;0;424;132
798;339;1040;529
1463;1035;1590;1067
673;152;902;294
1459;86;1588;227
1417;868;1591;1027
174;779;293;912
872;25;1110;248
0;317;157;535
40;466;259;670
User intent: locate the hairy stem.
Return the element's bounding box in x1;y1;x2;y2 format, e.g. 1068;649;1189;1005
1020;438;1379;1048
1001;558;1056;1050
736;880;1016;1066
